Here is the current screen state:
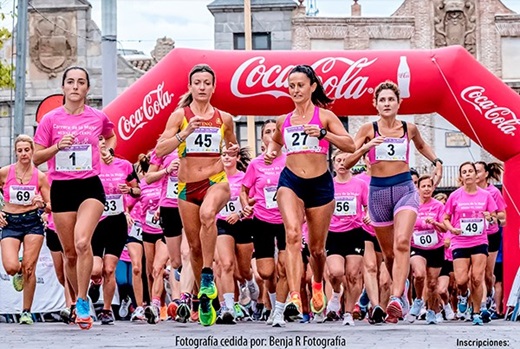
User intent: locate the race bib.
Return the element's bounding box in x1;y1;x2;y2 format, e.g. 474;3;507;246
334;197;357;216
460;218;484;236
284;126;319;154
185;127;222;154
145;210;161;229
264;186;278;209
375;138;407;161
102;194;124;217
413;230;439;247
129;221;143;241
166;177;179;199
55;144;93;172
220;196;243;217
9;185;36;205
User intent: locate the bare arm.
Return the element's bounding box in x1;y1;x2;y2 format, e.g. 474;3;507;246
145;164;168;185
443;213;461;235
221;112;239;146
38;171;51;211
322;110;356;152
265;115;285;164
33;144;59;167
240;185;254;218
342;123;380;168
155;109;185;157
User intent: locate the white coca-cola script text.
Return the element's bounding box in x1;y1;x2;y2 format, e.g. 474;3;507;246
118;82;174;141
461;86;518;136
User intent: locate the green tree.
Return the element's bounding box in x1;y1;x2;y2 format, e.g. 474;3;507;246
0;10;14;89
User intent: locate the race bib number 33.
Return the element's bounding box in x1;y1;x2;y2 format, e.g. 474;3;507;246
102;194;124;217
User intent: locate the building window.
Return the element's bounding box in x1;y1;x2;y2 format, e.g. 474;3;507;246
233;33;271;50
236;120;265;155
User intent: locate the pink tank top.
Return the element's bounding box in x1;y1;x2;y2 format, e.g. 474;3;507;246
367;121;410;165
3;165;40;206
281;106;328;155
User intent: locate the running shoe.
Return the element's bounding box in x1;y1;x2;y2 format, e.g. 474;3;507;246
352;303;362;320
238;285;251;307
75;298;93;330
342;312;355;326
119;296;132;318
359;288;370;309
436;312;444;323
199;294;217;326
247;280;260;302
130;306;146;322
385;296;403;323
480;308;492;323
401;279;410;316
272;310;285;327
253;303;264;321
325;309;341;322
284;293;303;321
409;298;424;318
216;306;236;325
19;311;33;325
261;308;270;322
160;305;168;321
167;301;179;319
88;282;101;304
313;309;326;323
457;290;470;314
300;313;311;323
12;272;24;292
176;293;192;323
368;305;385;325
326;298;341;321
443;303;455;320
190;309;199;323
310;282;327;315
60;308;71;324
472;313;483;326
266;309;275;326
99;310;115;325
144;305;160;324
198;272;218;300
69;304;77;325
425;310;437;324
234;303;252;321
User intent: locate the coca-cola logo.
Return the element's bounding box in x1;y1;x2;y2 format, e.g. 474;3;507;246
118;82;174;141
461;86;519;136
230;56;377;100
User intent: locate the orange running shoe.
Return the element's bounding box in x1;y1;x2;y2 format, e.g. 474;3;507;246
311;281;327;315
167;302;178;319
160;305;168;321
284;292;303;321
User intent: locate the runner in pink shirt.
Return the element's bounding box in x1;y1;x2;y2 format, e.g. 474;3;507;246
137;155;168;324
33;67;116;330
215;146;256;324
241;120;288;327
408;175;447;324
88;136;139;325
444;161;498;326
325;151;369;326
475;161;506;316
0;135;50;324
437;229;457;321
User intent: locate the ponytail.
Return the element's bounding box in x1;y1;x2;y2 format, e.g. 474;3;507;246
177;91;193;108
236;147;252;172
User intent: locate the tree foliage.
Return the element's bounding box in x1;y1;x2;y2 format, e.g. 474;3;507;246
0;10;14;89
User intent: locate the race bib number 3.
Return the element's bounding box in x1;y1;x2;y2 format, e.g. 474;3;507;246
166;177;179;199
55;144;93;172
284;126;319;154
264;186;278;209
334;197;357;216
129;222;143;241
413;230;438;247
375;138;407;161
102;194;124;217
9;185;36;205
460;218;484;236
145;210;161;229
185;127;221;154
220;196;243;217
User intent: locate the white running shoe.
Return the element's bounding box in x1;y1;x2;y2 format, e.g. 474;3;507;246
443;303;455;320
248;280;260;302
272;310;285;327
266;309;275;326
131;306;146;322
342;312;355;326
119;296;132;318
425;310;437;324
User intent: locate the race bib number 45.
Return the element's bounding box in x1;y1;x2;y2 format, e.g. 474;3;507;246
185;127;222;154
55;144;93;172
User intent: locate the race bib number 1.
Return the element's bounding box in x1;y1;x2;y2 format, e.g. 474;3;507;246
460;218;484;236
55;144;93;172
9;185;36;205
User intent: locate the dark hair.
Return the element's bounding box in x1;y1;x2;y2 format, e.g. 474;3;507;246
410;168;419;178
177;64;216;108
374;80;400;102
459;161;476;175
137;153;151;175
475;161;503;182
289;65;333;108
236;147;252;172
261;119;277;138
417;174;433;187
62;66;90;87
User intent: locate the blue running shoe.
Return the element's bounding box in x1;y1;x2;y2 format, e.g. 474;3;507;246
75;298;93;330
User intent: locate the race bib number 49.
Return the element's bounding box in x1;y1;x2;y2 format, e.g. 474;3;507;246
460;218;484;236
55;144;93;172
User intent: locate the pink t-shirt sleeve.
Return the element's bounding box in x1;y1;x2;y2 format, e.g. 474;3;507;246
493;189;506;211
34;112;54;148
242;161;256;189
486;193;498;213
149;150;163;167
361;180;368;207
101;112;115;138
444;192;456;217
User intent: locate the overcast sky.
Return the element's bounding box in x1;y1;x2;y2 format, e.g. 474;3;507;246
2;0;520;55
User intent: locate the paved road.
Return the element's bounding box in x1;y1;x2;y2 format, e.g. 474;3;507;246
1;319;519;349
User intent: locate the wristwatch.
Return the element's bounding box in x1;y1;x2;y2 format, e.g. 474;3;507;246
432;158;443;166
318;128;327;140
108;147;115;156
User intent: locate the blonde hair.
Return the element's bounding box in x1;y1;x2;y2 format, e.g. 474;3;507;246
14;134;35;151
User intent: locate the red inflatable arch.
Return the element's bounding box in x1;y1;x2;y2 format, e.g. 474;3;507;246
104;46;520;304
